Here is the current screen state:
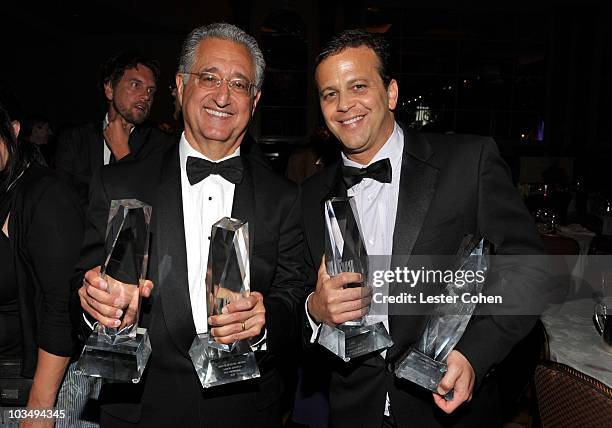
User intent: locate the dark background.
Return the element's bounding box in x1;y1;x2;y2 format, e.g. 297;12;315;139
1;0;610;187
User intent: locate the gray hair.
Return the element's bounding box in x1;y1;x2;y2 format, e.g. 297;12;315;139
178;22;265;92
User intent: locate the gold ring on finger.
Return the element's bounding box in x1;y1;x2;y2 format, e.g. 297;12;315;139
241;321;246;331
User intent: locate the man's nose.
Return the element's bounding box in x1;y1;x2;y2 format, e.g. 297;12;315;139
337;92;355;112
212;82;231;107
140;90;152;101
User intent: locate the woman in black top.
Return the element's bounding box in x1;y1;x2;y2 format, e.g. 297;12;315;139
0;101;83;415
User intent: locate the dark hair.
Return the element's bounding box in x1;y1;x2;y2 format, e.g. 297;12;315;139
100;51;161;89
315;29;391;87
0;102;25;193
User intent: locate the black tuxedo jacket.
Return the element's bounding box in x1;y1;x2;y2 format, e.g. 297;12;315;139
55;120;174;210
301;128;545;428
71;138;306;427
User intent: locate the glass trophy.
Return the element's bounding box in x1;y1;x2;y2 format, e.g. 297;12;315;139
317;197;393;362
189;217;261;388
75;199;152;383
394;237;490;399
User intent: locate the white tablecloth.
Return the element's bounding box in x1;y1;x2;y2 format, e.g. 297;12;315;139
541;298;612;387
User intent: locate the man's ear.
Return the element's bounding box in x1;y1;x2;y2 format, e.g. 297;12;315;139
11;120;20;139
103;81;114;102
251;90;262;117
176;74;185;109
387;79;399;111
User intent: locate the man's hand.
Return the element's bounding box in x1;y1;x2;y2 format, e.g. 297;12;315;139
432;350;475;414
307;257;371;325
104;105;133;160
208;291;266;344
78;266;153;328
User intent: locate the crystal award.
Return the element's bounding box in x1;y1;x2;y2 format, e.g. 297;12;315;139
189;217;261;388
394;237;490;399
317;197;393;362
75;199;152;383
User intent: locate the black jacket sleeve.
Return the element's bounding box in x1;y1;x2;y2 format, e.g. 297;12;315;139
26;178;84;356
454;139;550;388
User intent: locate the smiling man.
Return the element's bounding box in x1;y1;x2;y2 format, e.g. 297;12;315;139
56;52;172;210
73;23;305;427
300;30;544;428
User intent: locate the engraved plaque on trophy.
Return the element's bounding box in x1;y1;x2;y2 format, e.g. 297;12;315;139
317;197;393;362
189;217;260;388
75;199;152;383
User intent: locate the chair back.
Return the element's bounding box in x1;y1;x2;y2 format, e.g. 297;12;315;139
534;361;612;428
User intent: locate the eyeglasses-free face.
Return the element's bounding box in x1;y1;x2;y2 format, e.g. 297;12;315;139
316;46;398;165
104;64;157;125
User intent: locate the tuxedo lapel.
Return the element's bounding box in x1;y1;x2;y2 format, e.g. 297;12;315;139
231;156;255;257
389;130;438;358
155;146;195;355
312;161;346;262
391;130;438;264
323;162;347;202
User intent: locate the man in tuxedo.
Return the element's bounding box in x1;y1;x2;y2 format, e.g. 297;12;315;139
301;30;546;427
74;23;305;427
56;51;172;210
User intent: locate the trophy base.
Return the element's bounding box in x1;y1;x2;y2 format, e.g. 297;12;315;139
394;348;454;401
189;333;261;389
75;328;151;384
318;322;393;362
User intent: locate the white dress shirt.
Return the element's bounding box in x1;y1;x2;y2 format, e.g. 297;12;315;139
179;133;238;334
307;122;403;338
306;122;404;416
344;122;403;330
103;115;111;165
86;133;266;349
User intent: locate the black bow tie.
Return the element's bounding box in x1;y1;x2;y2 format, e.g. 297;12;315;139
342;158;392;188
186;156;243;185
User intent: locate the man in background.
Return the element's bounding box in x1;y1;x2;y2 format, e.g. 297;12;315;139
55;51;172;209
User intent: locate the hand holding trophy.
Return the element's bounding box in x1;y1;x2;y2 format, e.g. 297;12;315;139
76;199;153;383
314;197;393;362
394;237;489;400
189;217;261;388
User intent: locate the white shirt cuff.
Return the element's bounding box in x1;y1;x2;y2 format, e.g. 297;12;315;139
305;293;322;343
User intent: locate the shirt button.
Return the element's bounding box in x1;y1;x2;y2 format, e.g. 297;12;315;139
367;195;374;202
368;239;375;246
208;196;212;201
208;236;211;240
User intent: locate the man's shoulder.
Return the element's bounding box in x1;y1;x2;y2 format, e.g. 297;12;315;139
136;124;176;143
301;160;340;199
246;147;298;197
419;132;495;154
132;125;177;158
100;142;171;185
18;165;78;206
57;121;101;145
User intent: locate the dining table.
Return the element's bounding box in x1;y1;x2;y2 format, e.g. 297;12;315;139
541;297;612;387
